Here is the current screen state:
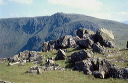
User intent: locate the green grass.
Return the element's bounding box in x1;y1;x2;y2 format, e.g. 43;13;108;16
0;62;127;83
0;48;128;83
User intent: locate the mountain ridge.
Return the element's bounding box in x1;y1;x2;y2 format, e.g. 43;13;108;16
0;12;128;57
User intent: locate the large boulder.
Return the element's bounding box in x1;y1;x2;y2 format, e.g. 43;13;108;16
76;28;95;38
78;39;94;49
58;35;77;48
109;67;128;79
74;58;94;75
123;68;128;79
55;49;67;60
18;50;30;60
74;58;113;78
27;51;44;63
42;42;49;52
27;65;42;74
8;55;19;62
98;59;112;78
71;50;92;63
93;71;105;79
92;42;105;53
95;28;115;48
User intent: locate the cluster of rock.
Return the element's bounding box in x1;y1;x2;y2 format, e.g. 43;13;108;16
70;50;128;79
74;58;111;78
8;51;43;66
109;67;128;79
42;28;115;53
41;28;128;79
71;50;92;63
27;58;65;74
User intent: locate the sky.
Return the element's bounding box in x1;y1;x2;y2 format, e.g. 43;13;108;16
0;0;128;22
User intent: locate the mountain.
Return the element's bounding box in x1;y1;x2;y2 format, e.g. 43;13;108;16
0;12;128;57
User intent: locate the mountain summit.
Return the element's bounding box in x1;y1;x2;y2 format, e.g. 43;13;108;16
0;13;128;57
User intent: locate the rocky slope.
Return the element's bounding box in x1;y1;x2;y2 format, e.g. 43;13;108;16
0;13;128;57
5;28;128;81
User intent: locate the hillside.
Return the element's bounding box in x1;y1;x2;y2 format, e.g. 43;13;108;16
0;12;128;57
0;28;128;83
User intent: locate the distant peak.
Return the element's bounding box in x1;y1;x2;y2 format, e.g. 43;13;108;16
52;12;66;17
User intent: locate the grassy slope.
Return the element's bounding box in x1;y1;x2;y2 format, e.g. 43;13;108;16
0;63;127;83
0;48;128;83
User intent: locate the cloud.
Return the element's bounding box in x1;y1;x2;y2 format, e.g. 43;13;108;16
90;12;113;20
9;0;33;4
120;12;128;15
0;0;5;5
48;0;102;10
90;11;128;22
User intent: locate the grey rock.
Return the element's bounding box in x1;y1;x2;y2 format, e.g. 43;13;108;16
0;80;13;83
93;71;105;79
42;42;49;52
58;35;77;48
76;28;95;38
8;62;20;66
74;58;113;78
123;68;128;79
8;51;44;66
27;65;42;74
78;39;94;49
37;67;42;74
92;42;105;53
45;58;55;66
42;35;77;52
74;58;93;75
19;50;30;60
95;28;115;48
109;67;128;79
71;50;92;63
55;49;67;60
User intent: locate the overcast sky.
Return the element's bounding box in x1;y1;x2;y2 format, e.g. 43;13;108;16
0;0;128;22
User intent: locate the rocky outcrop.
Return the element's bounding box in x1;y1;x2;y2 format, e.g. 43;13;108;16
10;51;43;62
109;67;128;79
55;49;67;60
76;28;95;38
71;50;92;63
42;35;77;52
58;35;77;48
27;60;65;74
74;58;113;78
8;51;44;66
95;28;115;48
42;58;65;71
42;28;115;54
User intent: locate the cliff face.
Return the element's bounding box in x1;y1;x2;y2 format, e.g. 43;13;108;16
0;13;128;57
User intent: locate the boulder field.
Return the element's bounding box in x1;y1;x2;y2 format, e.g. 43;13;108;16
6;28;128;80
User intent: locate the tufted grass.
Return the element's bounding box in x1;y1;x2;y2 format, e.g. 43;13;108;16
0;48;128;83
0;62;128;83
